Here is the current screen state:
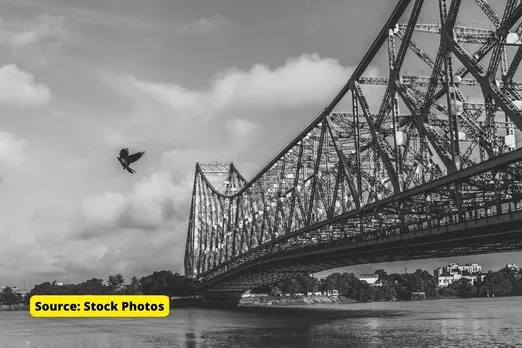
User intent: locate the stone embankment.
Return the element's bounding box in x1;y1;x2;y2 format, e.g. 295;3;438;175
239;294;354;306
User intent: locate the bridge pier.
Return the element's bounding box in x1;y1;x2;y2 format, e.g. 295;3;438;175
198;291;244;308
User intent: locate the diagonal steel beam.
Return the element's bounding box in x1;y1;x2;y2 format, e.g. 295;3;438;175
190;0;412;203
325;116;361;209
475;0;501;28
199;147;522;279
440;0;462;171
447;38;522;131
353;82;401;193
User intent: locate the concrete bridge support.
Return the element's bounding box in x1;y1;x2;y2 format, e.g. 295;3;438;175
198;291;244;308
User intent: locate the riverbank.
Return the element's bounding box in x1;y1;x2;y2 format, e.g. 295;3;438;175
170;293;485;308
169;294;356;308
0;304;29;311
239;294;357;306
0;294;501;312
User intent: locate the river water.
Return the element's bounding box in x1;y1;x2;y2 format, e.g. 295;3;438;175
1;297;521;347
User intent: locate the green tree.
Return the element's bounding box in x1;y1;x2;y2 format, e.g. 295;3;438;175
107;275;117;291
276;278;301;295
380;282;397;301
139;270;197;297
270;286;281;296
481;272;513;297
0;287;21;305
251;285;272;294
74;278;109;295
115;274;125;288
355;284;374;302
107;273;125;291
450;278;476;298
297;275;319;294
127;276;141;294
438;285;457;297
374;269;388;279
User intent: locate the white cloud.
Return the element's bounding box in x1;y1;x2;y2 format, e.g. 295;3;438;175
128;76;209;115
81;192;126;227
0;14;69;65
103;54;378;158
181;14;229;34
212;53;352;110
81;171;192;235
0;2;226;35
0;14;69;48
226;119;260;138
49;165;193;283
103;128;143;148
126;171;186;227
0;130;28;167
124;53;355;117
159;147;253;178
56;226;185;282
0;64;51;107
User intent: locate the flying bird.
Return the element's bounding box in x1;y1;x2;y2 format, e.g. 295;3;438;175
117;148;145;174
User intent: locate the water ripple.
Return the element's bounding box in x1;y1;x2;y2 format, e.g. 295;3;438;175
1;297;521;348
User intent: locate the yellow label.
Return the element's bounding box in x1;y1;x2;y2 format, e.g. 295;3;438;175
29;295;170;317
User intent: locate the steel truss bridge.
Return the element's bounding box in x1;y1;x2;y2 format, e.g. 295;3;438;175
184;0;522;298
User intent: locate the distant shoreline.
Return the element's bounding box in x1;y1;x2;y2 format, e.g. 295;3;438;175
174;294;467;308
0;304;29;312
0;295;508;312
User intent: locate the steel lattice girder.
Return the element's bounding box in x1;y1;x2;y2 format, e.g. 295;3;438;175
184;0;522;291
197;148;522;292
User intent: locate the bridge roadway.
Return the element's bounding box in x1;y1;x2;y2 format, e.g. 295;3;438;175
184;0;522;307
194;209;522;307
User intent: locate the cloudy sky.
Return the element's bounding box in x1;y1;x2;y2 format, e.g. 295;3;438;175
0;0;519;288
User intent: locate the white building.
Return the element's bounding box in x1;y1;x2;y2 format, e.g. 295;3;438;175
437;274;480;287
356;274;382;286
506;264;520;270
434;263;482;287
435;263;482;277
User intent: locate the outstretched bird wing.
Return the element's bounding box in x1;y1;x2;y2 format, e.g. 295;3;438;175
127;151;145;164
119;148;130;159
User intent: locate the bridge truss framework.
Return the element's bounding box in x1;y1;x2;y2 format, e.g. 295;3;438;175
185;0;522;293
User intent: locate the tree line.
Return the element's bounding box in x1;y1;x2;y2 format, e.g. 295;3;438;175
1;266;521;306
250;266;522;302
0;270;196;306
